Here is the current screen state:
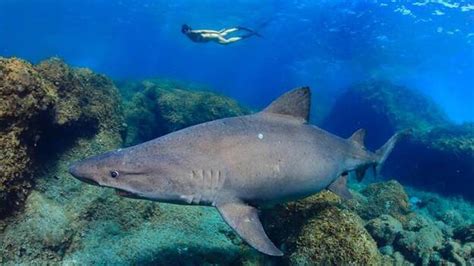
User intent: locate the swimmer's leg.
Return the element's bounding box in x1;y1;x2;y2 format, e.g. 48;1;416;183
217;36;242;45
219;28;239;36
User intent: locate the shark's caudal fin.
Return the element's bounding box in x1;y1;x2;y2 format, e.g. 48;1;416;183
375;129;412;174
261;87;311;123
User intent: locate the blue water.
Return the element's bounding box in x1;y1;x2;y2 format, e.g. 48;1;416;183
1;0;473;122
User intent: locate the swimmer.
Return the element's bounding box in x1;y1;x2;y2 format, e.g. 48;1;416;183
181;24;261;45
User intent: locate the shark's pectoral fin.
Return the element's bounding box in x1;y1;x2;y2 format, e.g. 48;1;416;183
215;199;283;256
328;173;353;200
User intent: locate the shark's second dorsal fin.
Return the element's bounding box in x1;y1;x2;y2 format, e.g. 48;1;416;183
262;87;311;123
349;128;366;146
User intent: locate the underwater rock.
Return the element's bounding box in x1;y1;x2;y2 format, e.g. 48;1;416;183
394;224;445;263
0;57;125;218
120;79;249;146
0;57;127;263
290;205;381;264
0;57;56;217
365;214;403;246
453;224;474;243
356;180;411;222
263;191;381;264
36;57;125;133
441;240;471;266
403;212;430;231
322;80;474;200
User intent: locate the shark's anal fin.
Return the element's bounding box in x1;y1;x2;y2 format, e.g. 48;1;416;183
261;87;311;123
328;173;353;200
215;198;283;256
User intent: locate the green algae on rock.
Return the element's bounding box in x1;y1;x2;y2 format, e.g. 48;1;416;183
119;78;249;146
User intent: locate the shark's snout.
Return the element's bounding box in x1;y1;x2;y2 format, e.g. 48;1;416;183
68;163;100;186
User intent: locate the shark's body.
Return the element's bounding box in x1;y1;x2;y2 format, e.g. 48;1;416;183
69;87;406;256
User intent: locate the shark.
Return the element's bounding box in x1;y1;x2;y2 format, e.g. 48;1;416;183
69;87;407;256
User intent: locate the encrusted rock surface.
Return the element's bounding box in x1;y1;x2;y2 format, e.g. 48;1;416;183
0;57;124;218
119;79;249;146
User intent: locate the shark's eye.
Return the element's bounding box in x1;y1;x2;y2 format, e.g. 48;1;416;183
110;170;119;178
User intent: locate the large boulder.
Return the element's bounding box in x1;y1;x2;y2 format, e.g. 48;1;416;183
263;191;381;265
365;214;403;246
322;80;473;200
119;79;249;146
0;57;125;218
356;180;411;222
0;58;57;217
394;225;445;264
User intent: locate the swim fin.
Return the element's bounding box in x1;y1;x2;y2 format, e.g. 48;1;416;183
237;26;263;38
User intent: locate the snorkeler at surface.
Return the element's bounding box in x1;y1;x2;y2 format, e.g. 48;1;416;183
181;24;261;45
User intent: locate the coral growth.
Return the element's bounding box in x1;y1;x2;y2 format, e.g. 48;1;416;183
119;79;249;146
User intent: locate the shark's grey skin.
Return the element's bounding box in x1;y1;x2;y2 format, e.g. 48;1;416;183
69;87;407;256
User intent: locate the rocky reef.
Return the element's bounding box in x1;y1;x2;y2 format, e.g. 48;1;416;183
118;79;249;146
261;179;474;265
322;80;474;200
0;57;124;218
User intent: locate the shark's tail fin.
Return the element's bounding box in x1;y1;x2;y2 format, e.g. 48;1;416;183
375;129;412;174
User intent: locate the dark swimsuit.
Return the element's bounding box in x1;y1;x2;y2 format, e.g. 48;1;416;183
186;32;208;43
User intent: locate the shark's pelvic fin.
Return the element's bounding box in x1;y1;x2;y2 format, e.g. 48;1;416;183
349;128;366;147
262;87;311;123
216;198;283;256
328;173;353;200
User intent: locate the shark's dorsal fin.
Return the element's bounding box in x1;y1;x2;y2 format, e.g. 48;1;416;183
215;198;283;256
328;173;353;200
262;87;311;123
349;128;366;146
